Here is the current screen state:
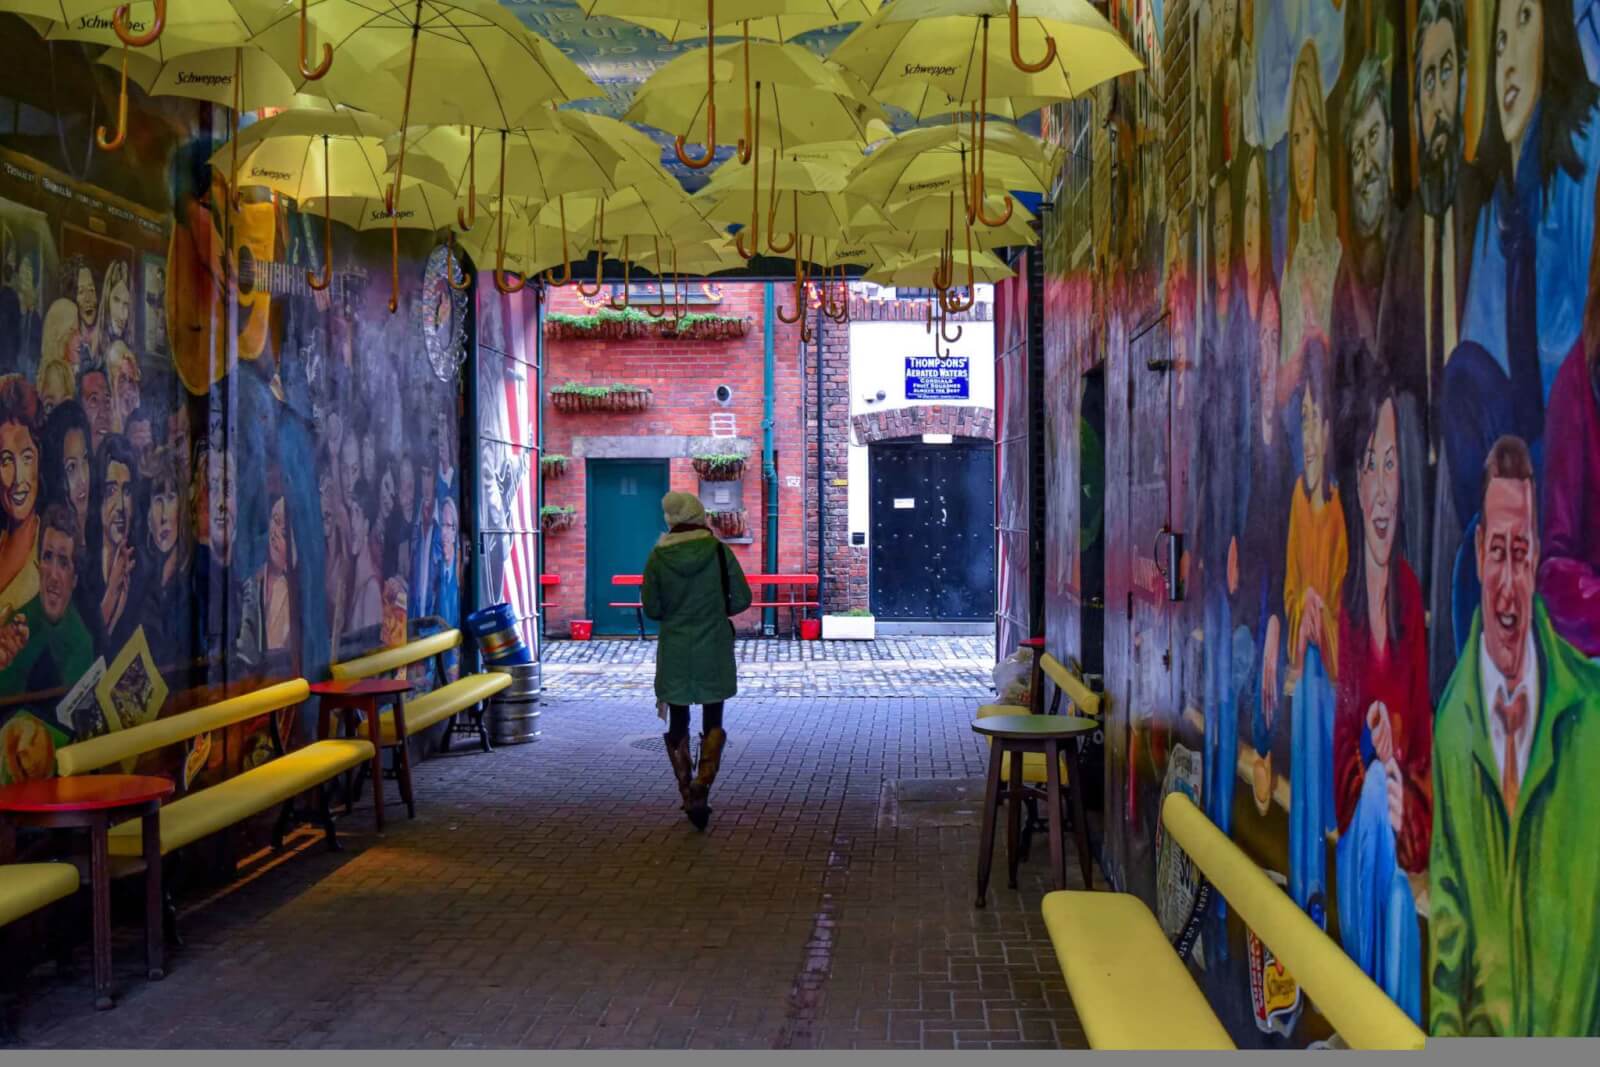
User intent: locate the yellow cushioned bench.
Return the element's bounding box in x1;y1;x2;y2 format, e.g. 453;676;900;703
1042;793;1426;1050
327;628;511;820
1042;890;1233;1049
55;679;372;859
0;862;79;928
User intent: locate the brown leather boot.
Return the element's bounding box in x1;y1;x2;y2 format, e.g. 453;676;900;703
664;733;694;810
685;728;727;830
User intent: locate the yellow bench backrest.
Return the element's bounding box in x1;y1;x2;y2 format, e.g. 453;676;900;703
330;629;462;681
1039;654;1102;718
55;679;311;778
1161;792;1426;1050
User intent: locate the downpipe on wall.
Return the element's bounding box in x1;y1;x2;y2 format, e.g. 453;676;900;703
762;282;778;636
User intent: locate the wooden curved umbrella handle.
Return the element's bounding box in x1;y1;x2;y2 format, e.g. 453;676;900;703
543;195;572;286
775;237;811;324
388;214;403;312
736;21;753;164
643;238;669;316
975;193;1014;227
767;161;795;255
456;129;477;232
114;1;164;48
447;233;472;292
299;0;333;81
607;240;632;309
96;49;130;151
308;138;333;292
735;89;763;260
1009;2;1056;74
576;200;605;297
675;1;718;170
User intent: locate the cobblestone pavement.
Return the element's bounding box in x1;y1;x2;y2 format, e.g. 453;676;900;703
15;686;1092;1050
542;637;997;699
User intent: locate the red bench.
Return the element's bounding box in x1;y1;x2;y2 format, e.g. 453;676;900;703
609;573;820;639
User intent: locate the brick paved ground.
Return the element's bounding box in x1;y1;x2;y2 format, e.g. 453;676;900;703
542;636;997;699
13;649;1092;1050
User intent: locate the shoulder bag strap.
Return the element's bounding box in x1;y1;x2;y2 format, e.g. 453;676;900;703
716;541;733;616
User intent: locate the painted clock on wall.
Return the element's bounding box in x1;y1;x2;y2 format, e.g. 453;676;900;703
420;243;469;382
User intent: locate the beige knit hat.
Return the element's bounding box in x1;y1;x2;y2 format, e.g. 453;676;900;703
662;491;707;528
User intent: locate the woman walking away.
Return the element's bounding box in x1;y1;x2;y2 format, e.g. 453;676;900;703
643;491;752;829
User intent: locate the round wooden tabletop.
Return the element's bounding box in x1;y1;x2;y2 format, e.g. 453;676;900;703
309;678;414;697
971;714;1098;740
0;774;175;814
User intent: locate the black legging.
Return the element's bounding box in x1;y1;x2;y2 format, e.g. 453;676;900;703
666;702;724;745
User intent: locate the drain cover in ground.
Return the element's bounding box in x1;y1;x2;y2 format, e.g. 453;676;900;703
878;778;987;831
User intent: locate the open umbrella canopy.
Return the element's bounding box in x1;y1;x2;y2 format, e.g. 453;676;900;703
302;181;474;232
874;80;1057;123
624;41;881;156
834;0;1141;104
696;186;880;235
610;1;876;44
20;1;280;46
874;193;1039;245
388;125;629;204
864;246;1014;286
96;44;299;111
247;0;601;128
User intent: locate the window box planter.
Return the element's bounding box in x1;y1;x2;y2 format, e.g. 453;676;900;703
822;613;876;641
544;308;750;342
708;509;748;538
541;454;570;480
550;383;654;414
540;506;577;534
692;454;747;481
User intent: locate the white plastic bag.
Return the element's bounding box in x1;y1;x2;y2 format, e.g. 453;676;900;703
991;648;1034;706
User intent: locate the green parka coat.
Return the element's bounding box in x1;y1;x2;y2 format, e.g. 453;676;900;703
642;529;752;706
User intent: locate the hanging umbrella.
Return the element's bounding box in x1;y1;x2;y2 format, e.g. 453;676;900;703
848;119;1059;215
29;1;285;150
247;0;601;309
93;43;297;110
301;182;477;300
865;247;1013;286
624;38;883;178
537;185;726;306
873;194;1039;247
833;0;1139;222
873;80;1056;123
611;1;875;44
580;1;852;168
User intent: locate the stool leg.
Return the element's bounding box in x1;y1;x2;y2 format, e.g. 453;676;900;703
1006;746;1024;890
1043;739;1067;891
143;812;164;980
89;824;113;1011
1069;738;1094;889
396;737;416;820
975;743;1004;908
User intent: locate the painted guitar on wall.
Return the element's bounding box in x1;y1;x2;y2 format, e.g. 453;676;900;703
170;183;364;397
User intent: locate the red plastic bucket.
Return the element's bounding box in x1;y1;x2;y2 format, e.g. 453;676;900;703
798;619;821;641
570;620;594;641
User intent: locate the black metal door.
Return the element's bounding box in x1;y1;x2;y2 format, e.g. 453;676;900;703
869;439;997;621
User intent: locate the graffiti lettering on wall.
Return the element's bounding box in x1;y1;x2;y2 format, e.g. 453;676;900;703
0;35;464;797
1041;0;1600;1040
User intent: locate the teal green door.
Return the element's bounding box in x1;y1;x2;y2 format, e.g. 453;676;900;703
586;460;670;635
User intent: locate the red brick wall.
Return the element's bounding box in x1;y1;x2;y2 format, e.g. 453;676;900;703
541;283;809;634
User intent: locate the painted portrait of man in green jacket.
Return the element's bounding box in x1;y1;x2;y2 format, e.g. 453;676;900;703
1430;438;1600;1035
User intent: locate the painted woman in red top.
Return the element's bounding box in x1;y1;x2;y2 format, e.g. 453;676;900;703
1332;364;1431;1024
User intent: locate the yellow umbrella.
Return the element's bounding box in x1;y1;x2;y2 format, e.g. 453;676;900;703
27;0;284;150
873;80;1056;123
849;120;1060;218
625;41;880;168
833;0;1140;222
612;1;875;44
581;1;853;168
94;43;297;111
864;247;1013;287
245;0;600;310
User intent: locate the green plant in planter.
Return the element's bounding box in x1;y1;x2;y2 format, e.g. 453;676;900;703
540;505;577;518
540;454;570;478
839;609;873;617
692;452;747;481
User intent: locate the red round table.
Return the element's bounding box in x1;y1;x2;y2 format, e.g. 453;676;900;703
0;774;174;1010
310;678;414;831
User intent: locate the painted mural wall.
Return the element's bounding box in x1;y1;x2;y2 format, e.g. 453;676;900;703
1042;0;1600;1041
0;25;466;797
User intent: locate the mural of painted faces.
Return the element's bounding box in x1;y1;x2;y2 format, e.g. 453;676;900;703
79;367;111;448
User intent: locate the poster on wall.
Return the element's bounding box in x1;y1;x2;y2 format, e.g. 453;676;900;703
1038;0;1600;1041
905;354;971;401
